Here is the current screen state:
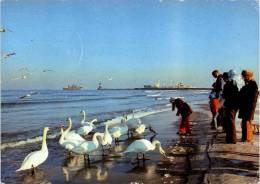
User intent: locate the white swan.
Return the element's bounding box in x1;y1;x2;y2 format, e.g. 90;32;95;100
71;132;103;164
99;124;113;146
135;123;146;135
16;127;50;175
77;118;97;136
126;111;141;130
64;118;85;142
80;110;97;128
98;124;113;154
122;139;166;160
59;125;84;152
109;117;128;145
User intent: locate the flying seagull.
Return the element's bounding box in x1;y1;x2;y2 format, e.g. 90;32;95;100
43;69;53;72
0;28;13;32
3;52;16;59
20;92;38;99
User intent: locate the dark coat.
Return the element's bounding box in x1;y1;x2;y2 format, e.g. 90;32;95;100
238;80;259;120
211;75;224;98
176;102;193;118
222;79;239;110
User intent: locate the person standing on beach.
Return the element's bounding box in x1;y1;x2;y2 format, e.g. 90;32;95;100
238;70;259;142
222;72;239;144
209;70;224;129
170;98;192;135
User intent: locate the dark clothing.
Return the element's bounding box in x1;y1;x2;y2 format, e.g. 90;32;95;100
222;80;239;110
238;80;259;120
211;75;224;99
176;102;192;118
222;80;239;143
223;108;237;143
171;100;192;134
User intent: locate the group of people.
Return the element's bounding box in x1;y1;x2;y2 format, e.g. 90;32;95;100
210;69;259;143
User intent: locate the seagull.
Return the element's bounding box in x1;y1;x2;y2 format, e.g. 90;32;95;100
3;52;16;59
12;74;29;81
0;28;13;32
43;69;53;72
19;92;38;99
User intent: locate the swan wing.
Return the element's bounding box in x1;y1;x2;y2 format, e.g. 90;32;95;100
65;131;85;141
123;139;152;154
16;150;48;171
72;141;97;154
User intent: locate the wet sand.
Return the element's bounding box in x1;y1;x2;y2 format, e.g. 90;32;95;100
2;104;259;184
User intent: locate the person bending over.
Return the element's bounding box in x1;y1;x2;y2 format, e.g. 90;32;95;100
170;98;193;135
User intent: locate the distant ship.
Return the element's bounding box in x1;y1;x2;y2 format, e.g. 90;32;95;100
63;84;83;90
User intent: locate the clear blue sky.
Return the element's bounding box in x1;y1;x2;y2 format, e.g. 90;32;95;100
1;0;259;89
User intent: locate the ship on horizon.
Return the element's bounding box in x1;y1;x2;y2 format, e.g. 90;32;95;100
63;84;83;90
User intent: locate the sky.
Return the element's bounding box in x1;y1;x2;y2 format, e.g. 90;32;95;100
1;0;259;89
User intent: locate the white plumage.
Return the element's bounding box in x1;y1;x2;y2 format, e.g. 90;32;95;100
126;112;141;130
64;118;85;142
16;127;50;173
109;117;128;142
71;132;103;155
59;126;84;151
99;124;113;147
135;124;146;135
80;110;97;128
123;139;166;156
77;119;96;136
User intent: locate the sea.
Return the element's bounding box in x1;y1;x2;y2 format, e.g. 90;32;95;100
1;89;259;183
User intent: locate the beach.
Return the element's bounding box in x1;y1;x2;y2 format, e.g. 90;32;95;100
1;90;259;184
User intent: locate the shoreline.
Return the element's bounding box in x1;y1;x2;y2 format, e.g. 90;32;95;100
1;103;259;184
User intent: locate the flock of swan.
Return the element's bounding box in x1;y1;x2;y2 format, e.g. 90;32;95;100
16;110;166;176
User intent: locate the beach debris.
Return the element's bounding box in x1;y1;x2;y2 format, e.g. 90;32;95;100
19;91;38;99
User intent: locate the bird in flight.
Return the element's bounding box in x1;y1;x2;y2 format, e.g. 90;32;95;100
3;52;16;59
0;28;13;32
20;92;38;99
43;69;53;72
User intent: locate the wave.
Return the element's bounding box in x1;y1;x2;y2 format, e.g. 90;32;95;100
1;95;146;107
146;93;161;97
104;106;170;127
156;97;170;101
1;133;59;150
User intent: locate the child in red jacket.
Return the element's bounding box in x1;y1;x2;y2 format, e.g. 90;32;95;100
170;98;193;135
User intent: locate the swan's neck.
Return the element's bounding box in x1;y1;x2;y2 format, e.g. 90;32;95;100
82;112;86;122
92;133;101;146
41;130;48;151
59;128;65;144
152;140;160;150
65;120;72;134
105;125;109;133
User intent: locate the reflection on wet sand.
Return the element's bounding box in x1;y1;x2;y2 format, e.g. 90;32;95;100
22;169;51;184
